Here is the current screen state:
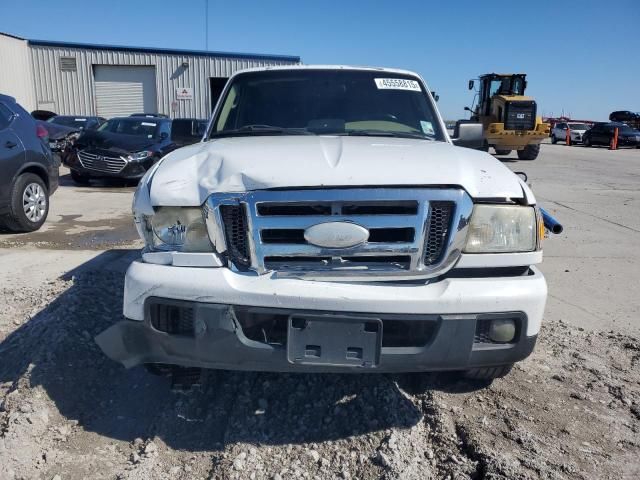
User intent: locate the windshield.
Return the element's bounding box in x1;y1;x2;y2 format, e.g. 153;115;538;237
488;76;525;97
618;125;635;133
209;70;444;140
568;123;589;130
98;118;160;138
48;116;89;129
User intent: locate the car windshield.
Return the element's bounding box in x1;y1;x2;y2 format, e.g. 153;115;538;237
210;69;444;140
98;118;160;138
48;116;90;129
568;123;588;130
618;125;634;133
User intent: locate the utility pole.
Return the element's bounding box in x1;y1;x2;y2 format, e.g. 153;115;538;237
205;0;209;51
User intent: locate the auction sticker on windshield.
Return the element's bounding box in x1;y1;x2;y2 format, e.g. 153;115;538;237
374;78;421;91
141;122;157;127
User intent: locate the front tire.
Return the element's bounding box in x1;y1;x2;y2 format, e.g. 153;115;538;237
1;173;49;232
463;364;513;380
551;134;557;144
583;137;591;147
517;144;540;160
494;149;512;155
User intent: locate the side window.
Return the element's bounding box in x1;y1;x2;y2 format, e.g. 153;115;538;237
0;103;14;130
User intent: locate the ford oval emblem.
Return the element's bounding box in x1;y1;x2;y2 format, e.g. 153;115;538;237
304;222;369;249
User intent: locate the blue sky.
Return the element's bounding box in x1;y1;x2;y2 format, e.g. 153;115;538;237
2;0;638;120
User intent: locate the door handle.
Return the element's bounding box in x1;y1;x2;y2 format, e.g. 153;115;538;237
4;141;17;148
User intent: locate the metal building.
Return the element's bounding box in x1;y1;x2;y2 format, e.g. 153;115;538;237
0;32;300;119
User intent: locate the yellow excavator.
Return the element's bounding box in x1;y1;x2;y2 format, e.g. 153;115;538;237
465;73;549;160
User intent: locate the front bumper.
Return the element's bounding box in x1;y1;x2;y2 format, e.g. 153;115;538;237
619;137;640;147
96;261;547;373
486;122;549;150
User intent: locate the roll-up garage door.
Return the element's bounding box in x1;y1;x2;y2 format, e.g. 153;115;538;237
93;66;157;118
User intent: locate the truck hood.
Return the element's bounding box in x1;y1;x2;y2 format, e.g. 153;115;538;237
149;136;526;206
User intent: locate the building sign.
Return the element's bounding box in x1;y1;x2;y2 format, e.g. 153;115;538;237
176;87;193;100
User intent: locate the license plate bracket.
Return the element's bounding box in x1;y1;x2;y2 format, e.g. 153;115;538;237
287;314;382;368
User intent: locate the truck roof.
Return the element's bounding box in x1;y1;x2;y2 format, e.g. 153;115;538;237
231;64;423;77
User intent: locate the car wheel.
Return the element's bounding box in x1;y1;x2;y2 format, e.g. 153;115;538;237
583;137;591;147
463;364;513;380
70;169;91;185
517;144;540;160
551;134;557;144
1;173;49;232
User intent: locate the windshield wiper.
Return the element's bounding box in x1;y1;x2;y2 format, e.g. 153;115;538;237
341;129;435;140
211;125;315;138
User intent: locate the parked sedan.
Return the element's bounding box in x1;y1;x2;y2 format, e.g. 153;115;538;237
67;116;176;184
551;122;590;145
1;94;58;232
582;122;640;148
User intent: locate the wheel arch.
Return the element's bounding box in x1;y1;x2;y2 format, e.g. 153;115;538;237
14;163;50;190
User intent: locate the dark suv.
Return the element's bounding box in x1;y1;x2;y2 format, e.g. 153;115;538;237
0;94;58;232
67;116;176;184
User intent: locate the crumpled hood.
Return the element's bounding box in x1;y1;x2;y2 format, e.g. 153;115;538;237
149;136;526;206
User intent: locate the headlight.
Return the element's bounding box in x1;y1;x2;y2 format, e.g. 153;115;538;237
464;205;536;253
149;207;213;252
127;150;154;162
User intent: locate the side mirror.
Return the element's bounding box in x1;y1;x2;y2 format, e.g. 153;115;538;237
464;106;472;112
468;80;475;90
451;122;484;149
159;131;169;140
430;91;440;102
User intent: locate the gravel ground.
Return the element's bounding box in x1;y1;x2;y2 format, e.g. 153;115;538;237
0;269;638;480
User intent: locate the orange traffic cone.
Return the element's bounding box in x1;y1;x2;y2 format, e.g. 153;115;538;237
609;127;618;150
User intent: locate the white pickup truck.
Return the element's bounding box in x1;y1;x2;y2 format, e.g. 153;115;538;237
97;66;549;383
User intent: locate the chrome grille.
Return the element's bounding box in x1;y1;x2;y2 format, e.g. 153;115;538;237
78;151;126;173
424;202;454;265
205;189;473;281
220;204;251;269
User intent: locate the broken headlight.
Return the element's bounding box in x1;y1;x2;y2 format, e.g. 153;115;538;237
147;207;213;252
464;205;537;253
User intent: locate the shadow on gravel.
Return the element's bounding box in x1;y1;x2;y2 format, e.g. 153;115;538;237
0;249;486;452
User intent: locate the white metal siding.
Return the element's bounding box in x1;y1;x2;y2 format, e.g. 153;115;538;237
0;34;36;111
29;45;299;119
94;65;157;118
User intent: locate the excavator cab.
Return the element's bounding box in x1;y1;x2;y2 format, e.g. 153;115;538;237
473;74;527;116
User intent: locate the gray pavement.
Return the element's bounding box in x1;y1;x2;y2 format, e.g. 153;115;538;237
503;143;639;335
